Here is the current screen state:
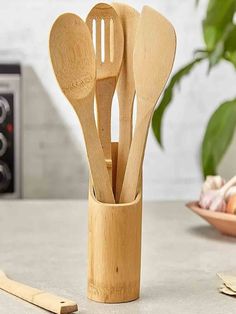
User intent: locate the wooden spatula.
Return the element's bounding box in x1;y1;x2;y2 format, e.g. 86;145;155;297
0;270;78;314
119;6;176;203
86;3;124;184
49;13;115;204
112;3;139;201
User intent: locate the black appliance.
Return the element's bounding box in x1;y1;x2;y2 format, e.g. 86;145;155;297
0;64;21;198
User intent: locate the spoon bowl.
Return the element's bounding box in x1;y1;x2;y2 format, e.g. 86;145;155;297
50;14;95;100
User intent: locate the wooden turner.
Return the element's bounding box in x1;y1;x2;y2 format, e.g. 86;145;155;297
0;270;78;313
119;6;176;203
86;3;124;185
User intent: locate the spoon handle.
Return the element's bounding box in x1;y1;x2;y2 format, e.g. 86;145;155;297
74;93;115;204
0;274;78;314
116;93;134;201
95;77;116;184
119;103;151;203
112;3;139;202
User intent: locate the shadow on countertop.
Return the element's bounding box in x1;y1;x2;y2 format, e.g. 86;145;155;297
187;225;236;243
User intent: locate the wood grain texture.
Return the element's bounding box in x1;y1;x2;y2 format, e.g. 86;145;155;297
86;3;124;183
119;6;176;203
112;3;140;202
111;142;118;195
88;143;142;303
49;13;115;204
0;271;78;314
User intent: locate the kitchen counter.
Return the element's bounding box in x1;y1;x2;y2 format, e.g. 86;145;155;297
0;200;236;313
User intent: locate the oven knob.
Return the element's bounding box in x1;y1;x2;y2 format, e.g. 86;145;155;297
0;162;11;192
0;97;10;124
0;133;7;156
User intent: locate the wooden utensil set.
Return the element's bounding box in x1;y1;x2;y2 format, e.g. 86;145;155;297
0;3;176;313
49;1;176;305
49;3;176;205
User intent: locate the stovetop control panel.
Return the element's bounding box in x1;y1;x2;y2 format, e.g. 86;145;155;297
0;64;21;198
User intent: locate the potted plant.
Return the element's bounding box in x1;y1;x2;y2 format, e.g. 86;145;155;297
152;0;236;178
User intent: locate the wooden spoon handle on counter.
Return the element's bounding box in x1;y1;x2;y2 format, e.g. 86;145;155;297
0;271;78;314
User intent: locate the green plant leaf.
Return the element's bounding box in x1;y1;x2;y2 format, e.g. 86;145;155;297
224;25;236;68
208;40;224;69
203;0;236;51
207;23;234;70
201;99;236;177
152;57;204;147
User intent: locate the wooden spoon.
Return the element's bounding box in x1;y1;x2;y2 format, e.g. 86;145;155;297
119;6;176;203
49;13;115;204
112;3;139;201
0;270;78;314
86;3;124;184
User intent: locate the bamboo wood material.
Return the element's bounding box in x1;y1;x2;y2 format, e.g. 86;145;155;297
49;13;115;204
111;142;118;195
0;270;78;314
112;3;140;202
119;6;176;203
88;143;142;303
86;3;124;183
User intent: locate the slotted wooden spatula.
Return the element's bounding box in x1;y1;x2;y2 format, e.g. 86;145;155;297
0;270;78;314
119;6;176;203
112;3;139;201
86;3;124;184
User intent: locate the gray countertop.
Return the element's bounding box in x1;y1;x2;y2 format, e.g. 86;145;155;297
0;200;236;313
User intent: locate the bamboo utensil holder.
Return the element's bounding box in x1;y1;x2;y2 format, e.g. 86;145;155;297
50;3;176;306
88;143;142;303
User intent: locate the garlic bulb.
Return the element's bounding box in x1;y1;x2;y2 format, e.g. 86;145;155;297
202;176;225;193
199;176;236;212
199;190;226;212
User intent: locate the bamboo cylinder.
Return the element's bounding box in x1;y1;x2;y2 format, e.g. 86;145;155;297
87;143;142;303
